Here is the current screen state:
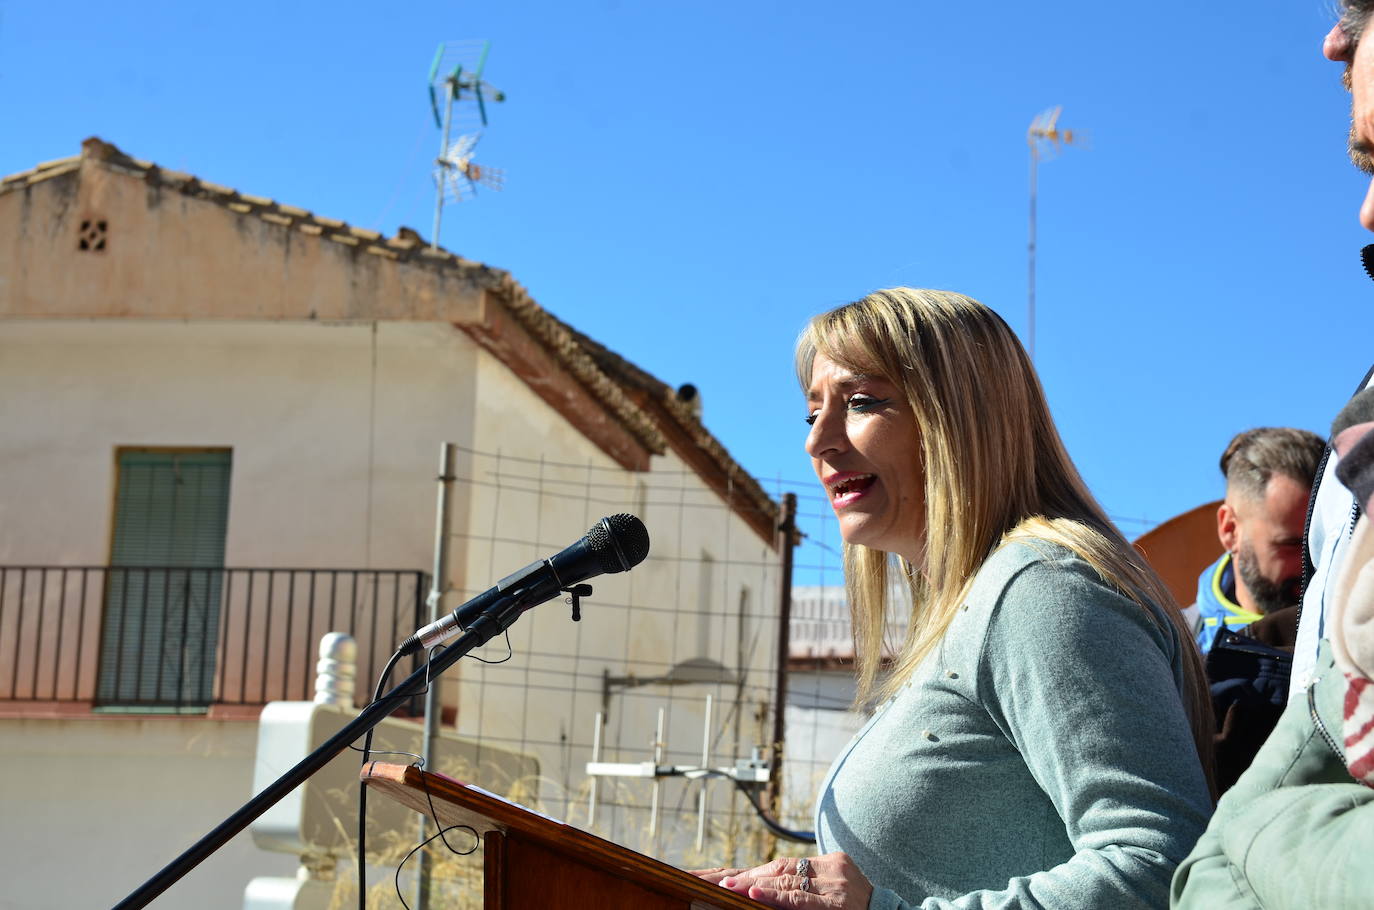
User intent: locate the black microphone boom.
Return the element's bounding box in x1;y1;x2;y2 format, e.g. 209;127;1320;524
399;513;650;655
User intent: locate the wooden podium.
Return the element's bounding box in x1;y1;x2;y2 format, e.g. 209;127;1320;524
362;762;762;909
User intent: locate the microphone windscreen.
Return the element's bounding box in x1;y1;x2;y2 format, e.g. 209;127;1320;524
585;514;650;573
1362;244;1374;283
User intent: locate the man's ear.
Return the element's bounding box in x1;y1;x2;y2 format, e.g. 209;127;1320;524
1218;501;1240;552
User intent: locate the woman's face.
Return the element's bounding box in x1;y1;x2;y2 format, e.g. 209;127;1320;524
805;353;926;565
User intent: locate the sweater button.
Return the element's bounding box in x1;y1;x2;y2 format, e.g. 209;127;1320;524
945;670;959;679
921;729;938;741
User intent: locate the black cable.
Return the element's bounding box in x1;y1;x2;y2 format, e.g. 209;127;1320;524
726;777;816;844
390;756;483;908
356;634;513;908
345;745;424;762
358;647;409;910
466;628;513;664
665;769;816;843
392;824;479;910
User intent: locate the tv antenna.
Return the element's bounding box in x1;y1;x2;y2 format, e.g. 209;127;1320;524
1026;106;1086;362
428;40;506;250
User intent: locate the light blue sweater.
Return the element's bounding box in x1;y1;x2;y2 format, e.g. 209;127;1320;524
814;541;1213;910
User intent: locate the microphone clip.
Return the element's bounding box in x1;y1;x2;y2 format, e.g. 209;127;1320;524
562;584;593;622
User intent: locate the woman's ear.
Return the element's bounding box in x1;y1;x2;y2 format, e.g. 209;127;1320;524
1217;501;1240;553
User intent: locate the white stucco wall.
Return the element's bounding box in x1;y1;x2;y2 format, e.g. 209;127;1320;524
0;716;297;910
0;318;478;570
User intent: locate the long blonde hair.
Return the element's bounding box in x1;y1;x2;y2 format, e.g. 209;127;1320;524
797;288;1214;786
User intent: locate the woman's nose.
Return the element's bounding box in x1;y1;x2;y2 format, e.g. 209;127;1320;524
805;407;847;458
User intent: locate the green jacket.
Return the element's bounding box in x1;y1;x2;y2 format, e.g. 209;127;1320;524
1171;641;1374;908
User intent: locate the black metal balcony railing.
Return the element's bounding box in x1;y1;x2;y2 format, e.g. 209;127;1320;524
0;566;428;710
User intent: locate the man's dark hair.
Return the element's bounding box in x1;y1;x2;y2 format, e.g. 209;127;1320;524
1220;427;1326;501
1342;0;1374;49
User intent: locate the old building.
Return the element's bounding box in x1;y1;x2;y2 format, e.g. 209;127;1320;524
0;138;787;909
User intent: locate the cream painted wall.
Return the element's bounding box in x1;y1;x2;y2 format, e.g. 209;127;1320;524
0;716;298;910
0;318;478;570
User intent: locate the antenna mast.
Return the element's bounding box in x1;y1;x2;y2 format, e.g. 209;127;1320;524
1026;106;1085;362
428;40;507;250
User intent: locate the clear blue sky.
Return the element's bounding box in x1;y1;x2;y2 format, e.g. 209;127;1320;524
4;0;1371;557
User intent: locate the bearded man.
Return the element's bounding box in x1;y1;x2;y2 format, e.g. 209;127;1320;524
1193;427;1324;652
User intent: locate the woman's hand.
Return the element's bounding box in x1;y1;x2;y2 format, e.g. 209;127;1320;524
691;852;873;908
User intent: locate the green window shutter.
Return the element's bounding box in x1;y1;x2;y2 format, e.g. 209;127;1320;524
98;450;232;708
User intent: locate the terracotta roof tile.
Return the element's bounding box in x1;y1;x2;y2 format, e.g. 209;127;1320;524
559;320;778;528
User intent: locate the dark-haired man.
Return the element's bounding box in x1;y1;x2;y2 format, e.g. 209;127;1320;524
1193;428;1324;653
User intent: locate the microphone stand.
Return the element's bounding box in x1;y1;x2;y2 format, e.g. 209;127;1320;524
113;596;540;909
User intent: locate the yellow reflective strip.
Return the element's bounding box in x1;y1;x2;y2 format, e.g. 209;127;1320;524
1210;553;1235;607
1209;553;1264;621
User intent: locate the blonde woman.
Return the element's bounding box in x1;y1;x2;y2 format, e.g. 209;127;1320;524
697;289;1214;909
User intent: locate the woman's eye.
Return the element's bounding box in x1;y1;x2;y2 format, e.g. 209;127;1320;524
804;412;819;426
848;395;889;413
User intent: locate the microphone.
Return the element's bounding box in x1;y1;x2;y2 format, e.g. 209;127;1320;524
398;513;650;655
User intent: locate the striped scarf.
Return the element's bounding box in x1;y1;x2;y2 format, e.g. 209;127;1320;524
1347;673;1374;784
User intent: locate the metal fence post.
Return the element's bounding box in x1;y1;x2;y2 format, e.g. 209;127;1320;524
768;493;798;821
417;443;456;910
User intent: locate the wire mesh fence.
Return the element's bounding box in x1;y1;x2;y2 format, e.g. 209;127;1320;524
436;446;788;870
430;449;934;872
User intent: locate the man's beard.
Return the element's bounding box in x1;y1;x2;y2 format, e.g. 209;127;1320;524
1350;121;1374;174
1345;61;1374;173
1234;543;1301;614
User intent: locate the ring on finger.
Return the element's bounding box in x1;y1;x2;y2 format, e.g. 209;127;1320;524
797;856;813;892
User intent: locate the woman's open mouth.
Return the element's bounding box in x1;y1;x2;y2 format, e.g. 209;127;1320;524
827;473;876;508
